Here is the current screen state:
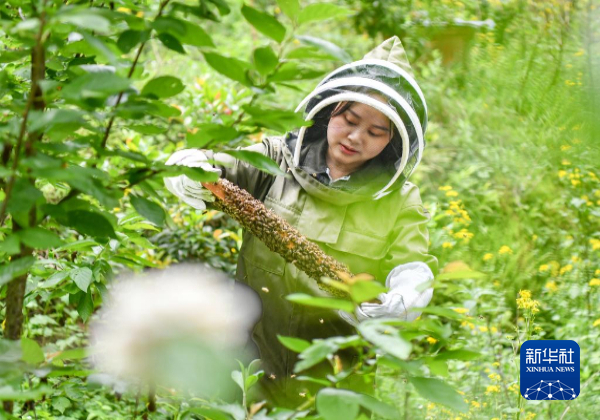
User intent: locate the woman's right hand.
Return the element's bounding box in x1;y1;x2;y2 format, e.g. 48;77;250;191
164;149;221;210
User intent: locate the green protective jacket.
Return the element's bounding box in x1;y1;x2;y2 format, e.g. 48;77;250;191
204;134;438;406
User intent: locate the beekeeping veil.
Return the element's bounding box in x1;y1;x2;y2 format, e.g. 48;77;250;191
292;36;427;200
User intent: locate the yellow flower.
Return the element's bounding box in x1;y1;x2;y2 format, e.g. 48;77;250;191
516;290;540;313
479;326;488;333
426;402;436;411
539;264;549;272
483;253;493;261
117;7;132;13
519;289;532;299
545;281;558;292
574;48;585;56
491;326;498;333
571;255;581;263
471;401;481;408
453;307;469;314
485;385;500;394
558;170;567;178
442;242;454;249
595;269;600;276
488;373;501;381
559;264;573;275
593;319;600;327
560;145;572;151
492;362;500;367
562;159;571;165
446;190;459;197
439;185;453;191
590;239;600;251
524;413;536;420
499;245;513;255
426;337;438;345
508;383;519;393
571;179;581;186
589;278;600;287
453;229;474;242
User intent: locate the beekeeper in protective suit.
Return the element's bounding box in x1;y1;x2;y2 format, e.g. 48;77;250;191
165;36;437;407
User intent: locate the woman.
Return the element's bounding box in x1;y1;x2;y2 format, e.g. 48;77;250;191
165;37;438;406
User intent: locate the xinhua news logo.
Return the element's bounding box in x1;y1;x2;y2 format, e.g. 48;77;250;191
520;340;580;400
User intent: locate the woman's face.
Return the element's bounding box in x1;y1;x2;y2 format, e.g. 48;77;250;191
326;101;392;176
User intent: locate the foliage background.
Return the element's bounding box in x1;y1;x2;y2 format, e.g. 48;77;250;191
0;0;599;419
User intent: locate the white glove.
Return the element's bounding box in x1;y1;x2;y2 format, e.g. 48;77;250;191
164;149;221;211
339;262;434;326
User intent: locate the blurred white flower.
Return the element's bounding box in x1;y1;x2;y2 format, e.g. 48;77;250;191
90;263;260;396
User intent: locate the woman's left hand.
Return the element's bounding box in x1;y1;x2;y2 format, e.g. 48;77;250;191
339;262;434;325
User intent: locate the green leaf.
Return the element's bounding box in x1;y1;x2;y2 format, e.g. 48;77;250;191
417;307;466;320
408;377;468;413
243;105;310;132
286;293;354;313
66;210;117;240
6;178;42;216
424;358;448;377
241;5;286;43
21;337;45;364
70;267;93;293
277;0;300;21
28;109;87;133
152;16;187;36
60;72;132;106
39;271;71;288
316;388;360;420
0;256;35;287
296;36;352;63
231;370;244;391
76;291;94;322
142;76;185;99
158;33;186;54
50;348;88;362
153;17;214;47
179;20;214;47
253;46;279;76
130;195;166;227
435;349;481;361
277;335;311;353
295;340;340;372
0;386;52;401
222;150;287;177
268;61;325;82
19;228;64;249
117;30;149;53
298;4;352;25
316;389;398;420
188;407;233;420
0;234;20;255
349;280;387;303
186;123;240;148
353;393;399;419
286;46;338;60
357;320;412;360
203;52;252;86
0;49;30;63
52;396;72;414
59;10;111;33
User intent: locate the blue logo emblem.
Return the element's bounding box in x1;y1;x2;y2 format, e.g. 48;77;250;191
520;340;579;400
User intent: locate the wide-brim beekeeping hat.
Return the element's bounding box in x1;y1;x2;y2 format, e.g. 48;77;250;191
293;36;428;200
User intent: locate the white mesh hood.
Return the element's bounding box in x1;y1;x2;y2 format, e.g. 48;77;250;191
292;37;427;200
